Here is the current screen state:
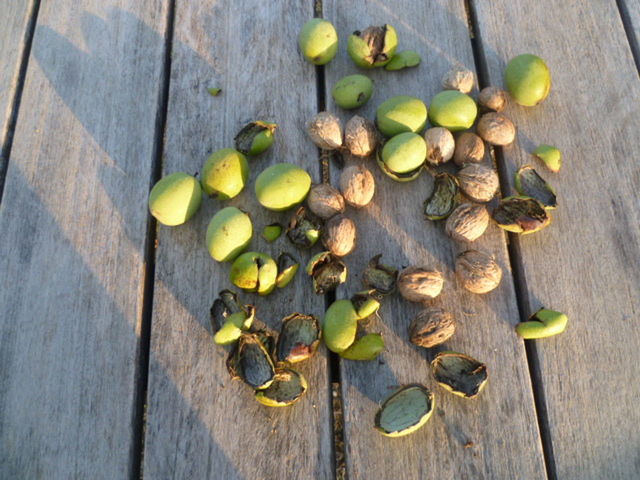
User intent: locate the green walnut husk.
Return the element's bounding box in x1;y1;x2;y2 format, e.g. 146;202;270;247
206;207;253;262
332;74;374;110
350;290;381;319
255;163;312;211
298;18;338;65
276;313;321;364
340;333;385;361
431;351;488;399
376;95;428;137
234;333;276;389
213;309;257;345
207;87;221;96
210;290;254;345
385;50;421;71
492;195;551;234
347;24;398;68
210;289;245;331
363;254;398;295
306;251;347;294
276;252;299;288
428;90;477;132
375;384;435;437
148;172;202;226
533;144;562;173
262;223;282;243
505;54;551;106
323;299;360;353
515;165;557;209
516;308;568;339
286;206;322;249
201;148;249;200
424;173;459;220
229;252;278;295
255;368;308;407
234;121;277;156
377;132;426;182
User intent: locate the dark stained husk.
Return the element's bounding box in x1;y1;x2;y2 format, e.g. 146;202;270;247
276;313;321;364
424;173;459;220
492;195;551;234
286;206;322;248
515;165;557;209
375;384;435;437
209;289;246;332
235;333;276;390
306;251;347;294
431;351;488;398
254;368;308;407
362;254;398;295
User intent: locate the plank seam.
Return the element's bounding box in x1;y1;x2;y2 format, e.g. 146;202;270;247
0;0;41;204
615;0;640;76
129;1;176;478
464;1;557;479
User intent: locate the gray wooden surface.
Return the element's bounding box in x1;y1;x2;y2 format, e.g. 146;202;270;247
1;0;640;478
621;0;640;53
0;0;36;161
324;1;546;478
474;0;640;478
0;1;169;478
141;1;333;478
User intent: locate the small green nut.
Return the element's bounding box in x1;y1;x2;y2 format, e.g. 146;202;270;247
533;144;562;173
376;95;427;137
384;50;421;71
298;18;338;65
428;90;477;132
375;384;435;437
340;333;385;361
234;121;277;156
350;290;380;319
505;53;551;106
229;252;278;295
261;223;282;243
255;163;312;211
148;172;202;226
332;74;374;110
206;207;252;262
201;148;249;200
516;308;568;339
323;299;360;353
207;87;221;96
348;25;398;68
255;368;308;407
276;252;299;289
377;132;426;182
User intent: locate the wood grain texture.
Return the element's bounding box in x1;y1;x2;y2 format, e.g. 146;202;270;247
620;0;640;58
142;1;333;478
0;1;168;478
0;0;36;169
324;1;546;478
473;0;640;478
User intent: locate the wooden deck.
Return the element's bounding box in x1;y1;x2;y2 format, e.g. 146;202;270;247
1;1;639;478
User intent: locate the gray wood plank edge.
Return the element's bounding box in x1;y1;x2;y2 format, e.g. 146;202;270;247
323;1;547;478
142;1;334;479
616;0;640;73
0;2;169;478
473;0;640;478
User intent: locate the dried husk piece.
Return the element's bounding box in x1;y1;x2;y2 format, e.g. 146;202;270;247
362;254;398;295
515;165;557;209
424;173;459;220
340;333;385;360
375;384;435;437
276;252;300;288
306;251;348;294
431;351;488;398
255;368;308;407
286;206;322;248
236;333;276;390
492;195;551;234
276;313;321;364
409;308;456;348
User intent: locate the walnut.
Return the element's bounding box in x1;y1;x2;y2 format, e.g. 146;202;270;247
455;250;502;294
409;308;456;348
457;164;499;203
339;164;375;208
477;112;516;146
398;267;444;302
306;111;343;150
424;127;455;166
307;183;345;219
445;203;489;242
441;66;475;94
344;116;378;157
322;214;357;257
453;132;485;167
478;86;507;112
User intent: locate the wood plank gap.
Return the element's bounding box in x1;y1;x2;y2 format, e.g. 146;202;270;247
130;1;176;479
0;0;41;204
465;1;556;478
615;0;640;75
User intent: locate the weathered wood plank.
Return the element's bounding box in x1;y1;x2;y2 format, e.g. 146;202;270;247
142;2;333;478
619;0;640;60
473;0;640;478
0;2;168;478
0;0;37;172
324;1;547;478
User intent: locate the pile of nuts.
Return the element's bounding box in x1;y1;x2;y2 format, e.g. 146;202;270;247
146;17;569;433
